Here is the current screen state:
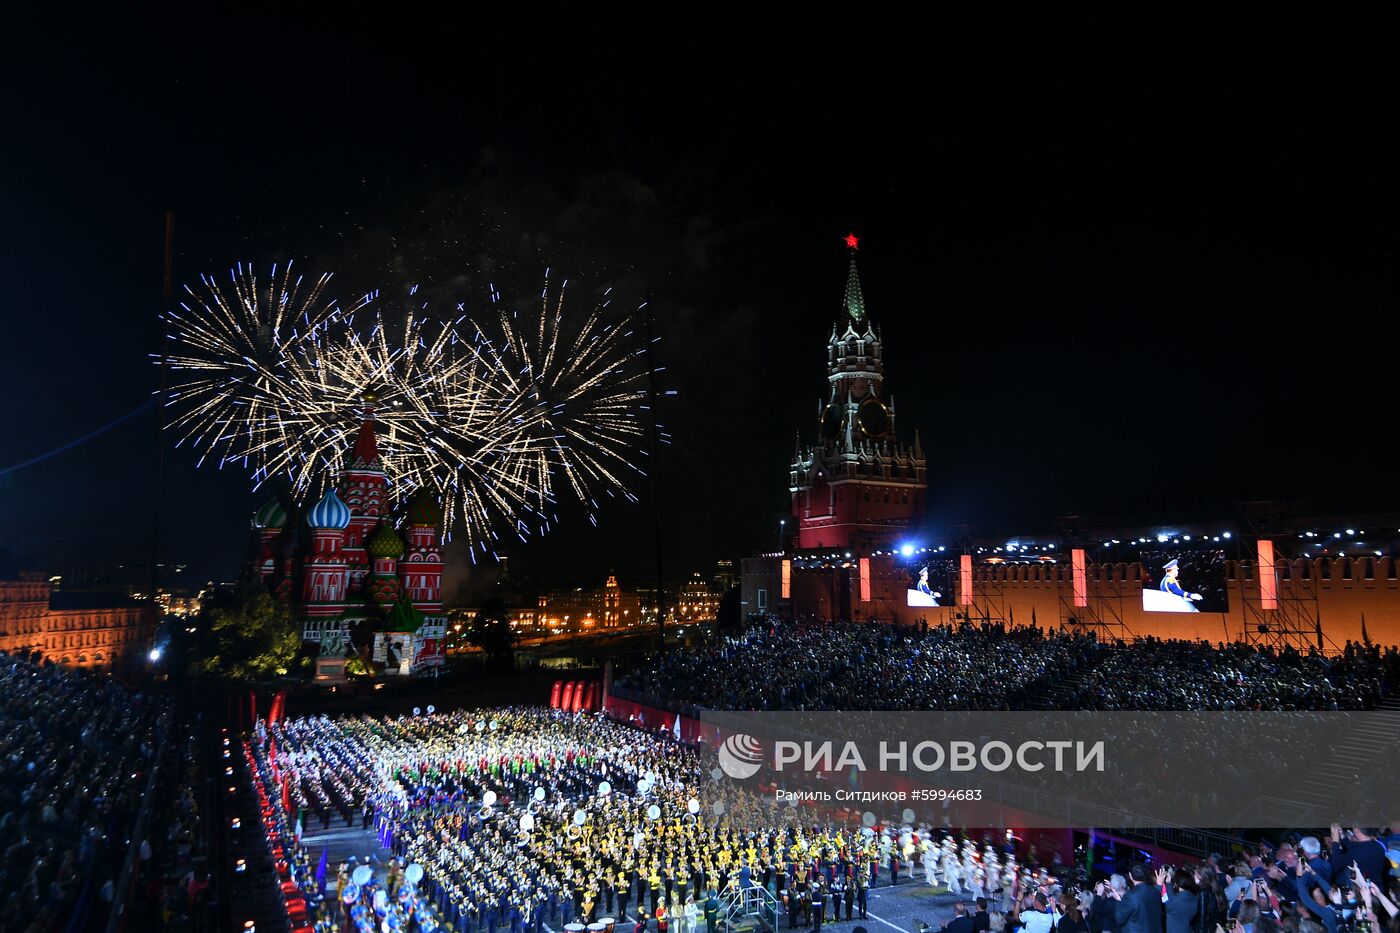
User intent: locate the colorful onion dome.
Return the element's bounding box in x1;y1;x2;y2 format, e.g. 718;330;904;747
252;497;288;529
367;522;406;559
306;487;352;530
406;490;443;527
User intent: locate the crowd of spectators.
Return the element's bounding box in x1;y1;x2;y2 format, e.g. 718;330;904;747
615;622;1100;712
614;622;1400;713
131;724;210;930
0;650;171;932
1062;638;1394;710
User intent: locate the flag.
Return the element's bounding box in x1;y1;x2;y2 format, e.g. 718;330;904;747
269;690;287;724
316;846;329;894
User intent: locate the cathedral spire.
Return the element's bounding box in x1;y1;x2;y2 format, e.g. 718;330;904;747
352;392;381;467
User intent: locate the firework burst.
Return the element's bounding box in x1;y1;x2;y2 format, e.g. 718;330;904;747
472;272;650;538
163;264;652;552
161;261;371;481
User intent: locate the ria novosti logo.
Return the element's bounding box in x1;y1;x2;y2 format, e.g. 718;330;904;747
717;733;765;779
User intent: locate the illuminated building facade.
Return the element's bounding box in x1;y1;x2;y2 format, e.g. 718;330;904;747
535;575;643;632
674;572;721;623
247;398;446;676
451;575;647;641
0;574;157;670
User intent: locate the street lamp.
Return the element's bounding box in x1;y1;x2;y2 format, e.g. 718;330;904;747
779;519;787;551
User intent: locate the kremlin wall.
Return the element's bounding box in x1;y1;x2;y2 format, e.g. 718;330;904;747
741;246;1400;653
742;552;1400;650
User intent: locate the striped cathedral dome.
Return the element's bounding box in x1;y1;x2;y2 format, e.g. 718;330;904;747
252;497;288;529
306;488;352;530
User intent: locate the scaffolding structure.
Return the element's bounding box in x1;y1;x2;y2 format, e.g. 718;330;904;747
1237;501;1332;653
1054;514;1133;643
950;527;1010;627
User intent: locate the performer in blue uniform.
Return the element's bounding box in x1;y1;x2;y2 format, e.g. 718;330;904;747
917;568;941;601
1159;559;1203;602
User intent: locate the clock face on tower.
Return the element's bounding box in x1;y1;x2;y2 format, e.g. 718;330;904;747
858;398;890;438
821;403;842;441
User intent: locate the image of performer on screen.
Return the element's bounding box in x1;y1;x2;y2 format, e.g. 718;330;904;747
1159;559;1203;603
918;567;941;601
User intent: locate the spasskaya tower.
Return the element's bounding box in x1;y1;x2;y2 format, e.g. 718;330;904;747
789;236;926;549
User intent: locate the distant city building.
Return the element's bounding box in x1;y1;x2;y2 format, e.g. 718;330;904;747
601;574;637;628
0;574;157;670
674;572;720;624
535;574;642;632
453;574;649;637
157;587;208;619
713;560;737;592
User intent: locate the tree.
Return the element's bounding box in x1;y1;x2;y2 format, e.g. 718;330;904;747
715;586;742;634
193;586;302;680
467;596;516;667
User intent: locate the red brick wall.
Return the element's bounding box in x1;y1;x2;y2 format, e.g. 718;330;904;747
744;557;1400;649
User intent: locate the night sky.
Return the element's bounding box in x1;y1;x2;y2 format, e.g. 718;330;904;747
3;21;1395;595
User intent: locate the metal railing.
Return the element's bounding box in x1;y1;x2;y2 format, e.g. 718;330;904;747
718;878;780;931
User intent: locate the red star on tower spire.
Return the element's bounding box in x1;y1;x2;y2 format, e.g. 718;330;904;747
843;232;860;250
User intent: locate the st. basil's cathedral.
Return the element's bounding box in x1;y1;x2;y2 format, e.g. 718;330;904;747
248;396;445;678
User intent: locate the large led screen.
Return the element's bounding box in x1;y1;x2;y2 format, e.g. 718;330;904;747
1140;547;1229;613
906;558;953;607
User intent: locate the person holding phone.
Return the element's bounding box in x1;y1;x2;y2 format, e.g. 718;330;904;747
1330;826;1389;890
1293;858;1340;933
1092;881;1123;933
1164;868;1199;933
1298;838;1334;888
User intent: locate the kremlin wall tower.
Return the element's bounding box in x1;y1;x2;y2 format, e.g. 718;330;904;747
742;245;928;624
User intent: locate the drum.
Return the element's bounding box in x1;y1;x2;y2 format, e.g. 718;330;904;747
588;923;606;933
601;918;616;933
565;924;586;933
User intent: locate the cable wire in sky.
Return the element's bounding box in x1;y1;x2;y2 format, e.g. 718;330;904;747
0;399;155;478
